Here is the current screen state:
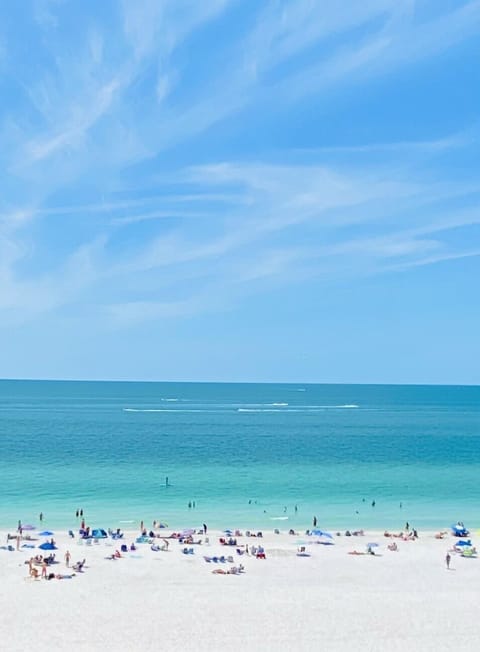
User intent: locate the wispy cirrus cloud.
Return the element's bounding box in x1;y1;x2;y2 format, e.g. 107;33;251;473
0;0;478;338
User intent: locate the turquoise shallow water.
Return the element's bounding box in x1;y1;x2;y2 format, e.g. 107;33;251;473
0;380;479;532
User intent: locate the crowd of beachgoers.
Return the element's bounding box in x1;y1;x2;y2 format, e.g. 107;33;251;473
1;514;477;585
3;516;480;652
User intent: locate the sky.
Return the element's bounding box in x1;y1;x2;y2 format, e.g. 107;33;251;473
0;0;479;384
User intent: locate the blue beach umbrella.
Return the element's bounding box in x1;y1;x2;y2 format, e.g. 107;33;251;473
38;542;57;550
38;531;54;536
367;542;379;548
311;529;333;538
455;540;472;547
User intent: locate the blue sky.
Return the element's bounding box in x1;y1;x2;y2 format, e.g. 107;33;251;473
1;0;479;383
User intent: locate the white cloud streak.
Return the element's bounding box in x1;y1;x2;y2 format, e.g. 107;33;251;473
0;1;478;329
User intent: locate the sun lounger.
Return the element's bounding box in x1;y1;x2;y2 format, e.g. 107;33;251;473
72;559;85;572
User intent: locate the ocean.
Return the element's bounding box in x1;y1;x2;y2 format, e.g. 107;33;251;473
0;380;479;532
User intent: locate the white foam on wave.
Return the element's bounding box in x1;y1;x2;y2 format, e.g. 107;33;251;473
237;404;358;412
161;398;179;402
269;402;288;406
296;404;359;409
124;408;206;413
238;408;321;413
270;516;289;520
238;408;283;412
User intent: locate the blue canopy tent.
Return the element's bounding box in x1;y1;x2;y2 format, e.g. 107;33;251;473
455;539;472;547
38;531;54;537
451;524;469;537
91;528;108;539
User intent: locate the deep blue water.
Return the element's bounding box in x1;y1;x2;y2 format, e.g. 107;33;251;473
0;380;479;531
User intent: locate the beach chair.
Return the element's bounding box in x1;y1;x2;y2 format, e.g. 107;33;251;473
68;530;75;538
72;559;85;572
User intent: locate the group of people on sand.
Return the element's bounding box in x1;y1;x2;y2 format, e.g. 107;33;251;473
212;564;245;575
384;529;418;540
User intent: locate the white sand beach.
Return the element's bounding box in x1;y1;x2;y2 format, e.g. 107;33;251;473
0;524;478;651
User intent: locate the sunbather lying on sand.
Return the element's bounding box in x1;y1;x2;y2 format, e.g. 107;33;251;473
212;564;245;575
435;532;448;539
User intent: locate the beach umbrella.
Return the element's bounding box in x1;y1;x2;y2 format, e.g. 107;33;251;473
311;529;333;538
367;543;379;548
38;530;54;536
22;525;36;531
38;542;57;550
180;529;194;537
455;540;472;547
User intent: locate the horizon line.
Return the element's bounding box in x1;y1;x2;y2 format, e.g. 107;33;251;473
0;377;478;388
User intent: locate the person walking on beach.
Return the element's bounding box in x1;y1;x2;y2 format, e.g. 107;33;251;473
65;550;71;567
446;553;451;569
